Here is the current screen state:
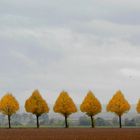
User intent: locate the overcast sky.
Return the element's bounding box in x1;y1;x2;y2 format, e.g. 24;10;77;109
0;0;140;106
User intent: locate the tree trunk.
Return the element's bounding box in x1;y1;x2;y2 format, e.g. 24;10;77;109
64;115;68;128
8;115;11;129
36;115;40;128
119;115;122;128
90;115;95;128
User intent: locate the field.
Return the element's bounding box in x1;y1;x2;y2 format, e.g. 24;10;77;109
0;128;140;140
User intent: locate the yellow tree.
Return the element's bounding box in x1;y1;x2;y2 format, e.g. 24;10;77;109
136;99;140;113
107;90;130;128
80;91;102;128
0;93;19;128
25;90;49;128
53;91;77;128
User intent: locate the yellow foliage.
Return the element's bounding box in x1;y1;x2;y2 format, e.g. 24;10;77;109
53;91;77;116
25;89;49;116
107;90;130;116
0;93;19;116
80;91;102;116
136;99;140;113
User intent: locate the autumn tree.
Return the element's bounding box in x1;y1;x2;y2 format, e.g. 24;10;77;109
107;90;130;128
136;99;140;113
80;91;102;128
53;91;77;128
25;90;49;128
0;93;19;128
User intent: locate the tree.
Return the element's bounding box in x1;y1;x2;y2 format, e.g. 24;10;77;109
96;117;110;126
80;91;102;128
124;118;136;126
136;99;140;113
25;89;49;128
53;91;77;128
79;115;91;126
0;93;19;128
107;90;130;128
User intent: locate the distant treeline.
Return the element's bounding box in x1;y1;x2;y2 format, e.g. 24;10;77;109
0;113;139;128
0;90;140;129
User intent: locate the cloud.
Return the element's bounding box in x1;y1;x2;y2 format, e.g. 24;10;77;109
120;68;140;77
0;0;140;105
10;50;36;66
0;0;140;27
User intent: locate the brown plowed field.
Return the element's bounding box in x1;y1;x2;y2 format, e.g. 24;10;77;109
0;128;140;140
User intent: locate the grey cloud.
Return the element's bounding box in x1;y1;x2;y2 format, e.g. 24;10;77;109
0;0;140;105
0;0;140;28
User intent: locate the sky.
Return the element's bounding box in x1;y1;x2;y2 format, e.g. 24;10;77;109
0;0;140;106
